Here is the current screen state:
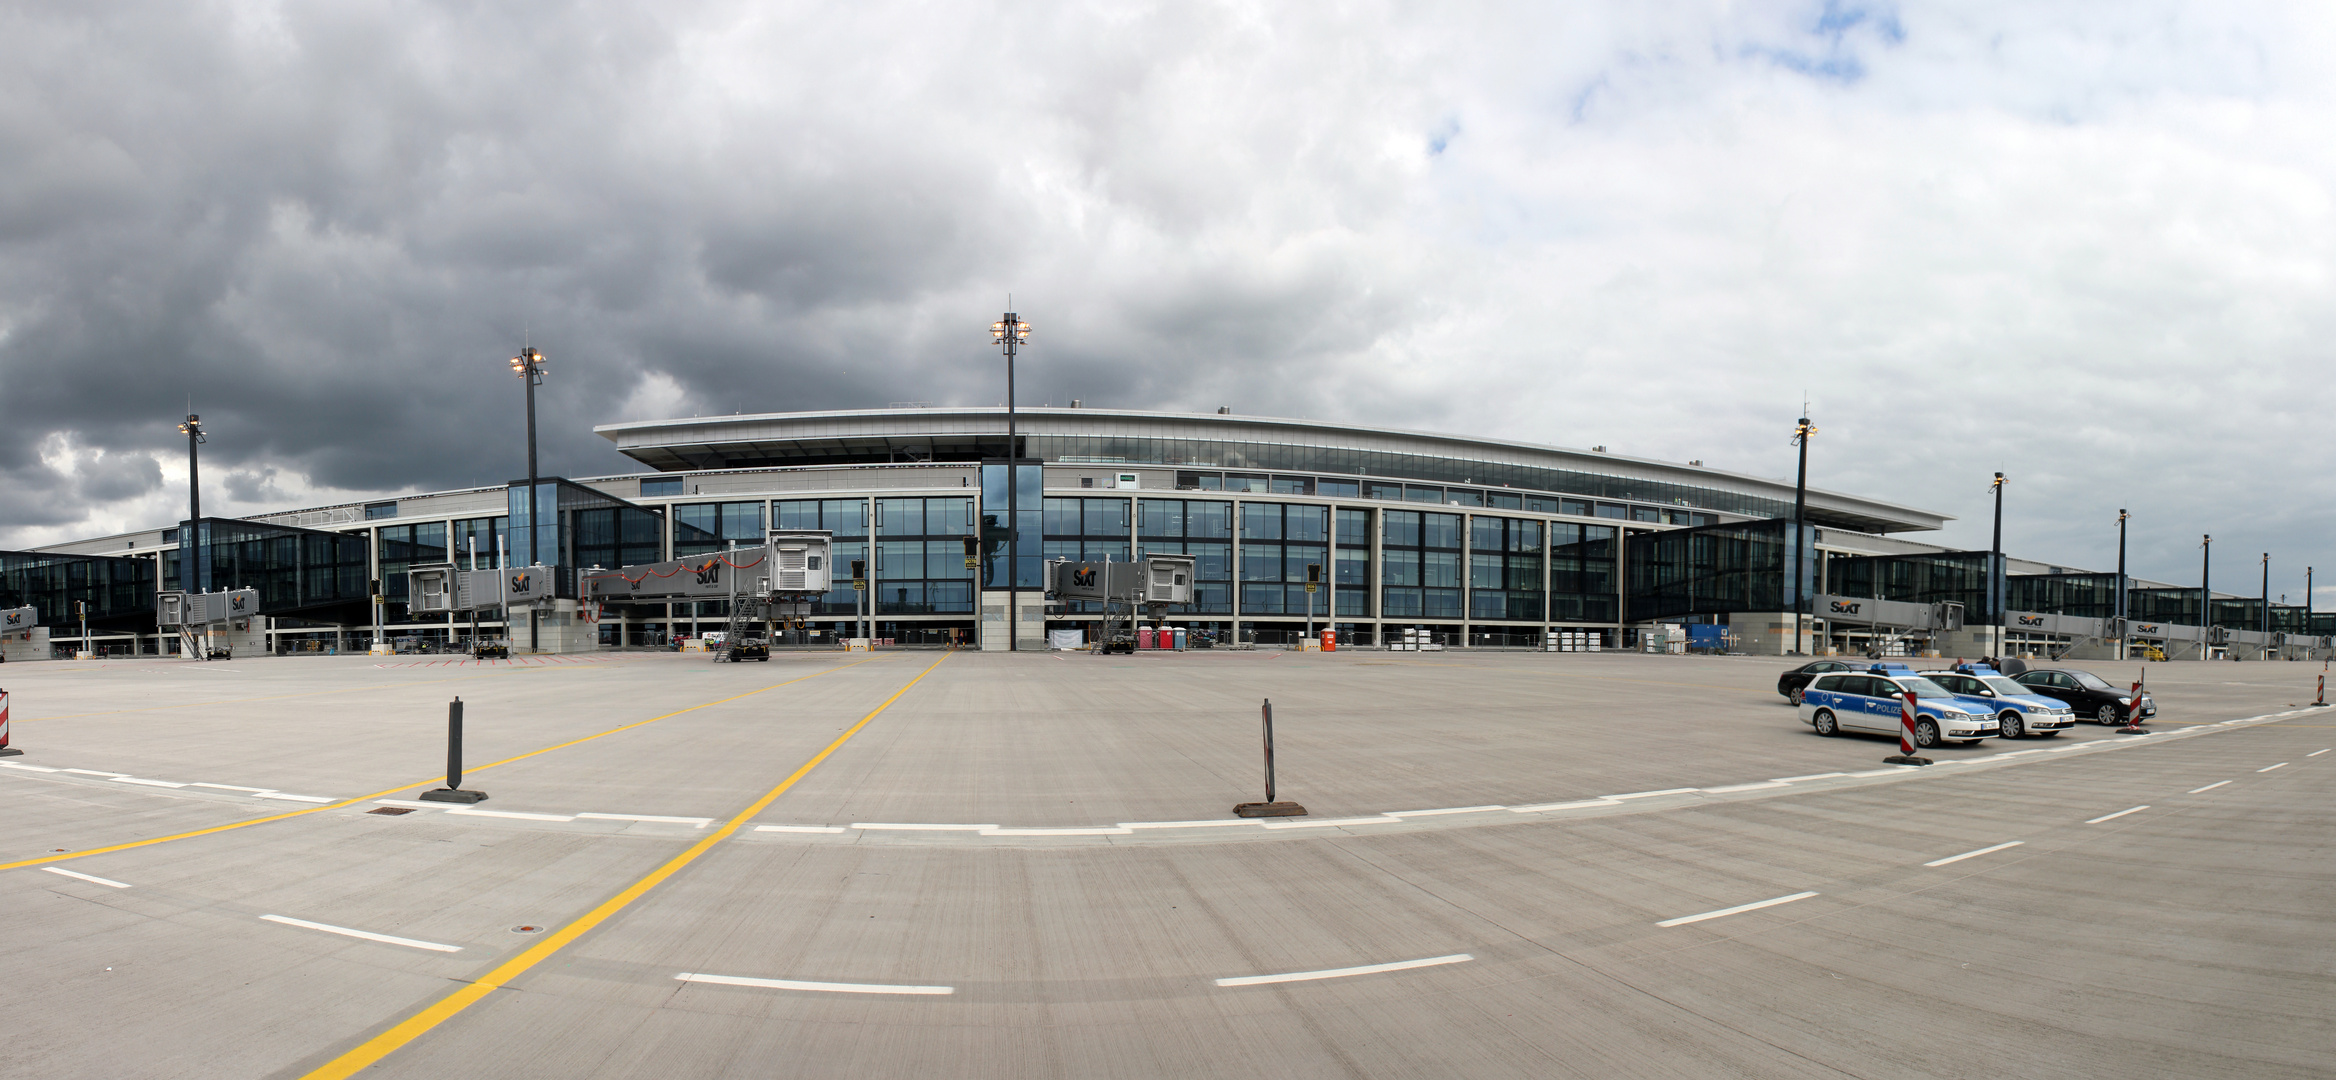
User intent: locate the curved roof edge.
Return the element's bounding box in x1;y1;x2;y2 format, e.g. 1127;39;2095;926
595;406;1951;533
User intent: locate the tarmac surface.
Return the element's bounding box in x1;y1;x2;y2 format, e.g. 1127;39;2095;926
0;648;2330;1078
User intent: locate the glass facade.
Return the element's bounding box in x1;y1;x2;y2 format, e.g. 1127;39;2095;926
376;522;448;603
979;462;1043;590
1136;499;1233;614
179;518;370;620
1237;502;1329;617
1043;497;1131;613
875;496;975;614
1470;516;1545;622
504;479;665;597
1624;519;1807;622
776;498;869;615
1550;522;1618;623
0;550;158;630
450;516;508;569
574;506;664;573
1825;550;1995;622
1380;509;1463;619
674;502;765;558
1334;507;1370;617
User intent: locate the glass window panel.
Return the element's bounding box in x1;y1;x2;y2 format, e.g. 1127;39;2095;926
1632;506;1661;522
1423;513;1462;549
1471;553;1503;589
1284;505;1327;542
1188;542;1232;580
1596;503;1627;519
1366;481;1403;501
1335;548;1370;586
1044;498;1081;536
1381;549;1421;587
1240;503;1282;540
822;499;868;536
1472;517;1502;552
1384;511;1421;548
1317;478;1360;497
1486;491;1522;509
1423;588;1463;618
1271;475;1312;494
1383;587;1422;617
1283;544;1326;583
1240;543;1281;581
1084;498;1128;536
1561;499;1591;516
1335;509;1371;547
1447;489;1484;507
1424;551;1462;588
1240;582;1284;614
1187;501;1232;538
1404;485;1443;503
878;498;925;535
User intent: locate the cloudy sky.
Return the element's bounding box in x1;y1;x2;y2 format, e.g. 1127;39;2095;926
2;0;2330;595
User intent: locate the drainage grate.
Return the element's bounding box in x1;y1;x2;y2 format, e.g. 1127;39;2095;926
367;807;416;816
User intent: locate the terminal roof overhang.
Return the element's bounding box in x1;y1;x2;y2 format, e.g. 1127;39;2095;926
595;406;1950;534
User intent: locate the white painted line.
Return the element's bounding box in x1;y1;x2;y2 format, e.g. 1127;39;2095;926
1603;788;1700;800
2043;744;2087;752
253;793;336;803
1991;750;2047;758
1260;816;1402;830
1769;772;1849;783
1703;782;1789;793
2085;805;2150;824
1117;819;1258;829
43;867;130;888
60;769;128;777
1384;806;1506;817
260;914;462;952
2257;763;2288;773
2188;781;2231;794
754;824;847;834
445;807;574;821
1214;953;1473;987
676;972;951;995
110;777;188;788
1847;768;1913;777
2309;749;2330;757
1923;840;2025;867
576;813;713;827
851;823;997;832
982;826;1133;836
1508;799;1616;813
191;783;271;792
372;799;443;809
1655;891;1820;928
0;761;60;772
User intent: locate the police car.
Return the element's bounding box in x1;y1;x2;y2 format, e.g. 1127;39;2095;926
1797;663;1999;747
1919;665;2075;739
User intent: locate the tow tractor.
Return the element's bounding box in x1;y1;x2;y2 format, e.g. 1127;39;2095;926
726;636;770;662
474;640;511;660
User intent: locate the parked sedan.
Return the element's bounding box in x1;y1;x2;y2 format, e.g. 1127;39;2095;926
1777;659;1861;704
1920;668;2075;738
1798;669;1999;747
2012;667;2158;725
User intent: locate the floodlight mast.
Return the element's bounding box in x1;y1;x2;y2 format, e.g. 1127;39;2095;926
1789;416;1815;655
511;346;547;653
990;313;1031;650
178;414;206;523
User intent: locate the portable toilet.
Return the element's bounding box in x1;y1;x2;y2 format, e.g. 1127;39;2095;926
1173;626;1187;650
1322;629;1337;652
1138;626;1154;650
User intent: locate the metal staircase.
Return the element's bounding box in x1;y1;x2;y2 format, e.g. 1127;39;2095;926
711;602;757;661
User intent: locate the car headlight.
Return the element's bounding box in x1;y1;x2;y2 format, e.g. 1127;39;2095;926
2118;696;2133;705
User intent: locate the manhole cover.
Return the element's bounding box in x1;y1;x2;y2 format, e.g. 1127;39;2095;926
367;807;416;816
512;925;545;934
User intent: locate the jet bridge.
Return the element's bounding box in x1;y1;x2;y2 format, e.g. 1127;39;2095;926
155;588;262;659
580;531;834;654
0;605;43;662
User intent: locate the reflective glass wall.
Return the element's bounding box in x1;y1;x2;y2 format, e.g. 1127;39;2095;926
1135;499;1233;614
875;496;976;614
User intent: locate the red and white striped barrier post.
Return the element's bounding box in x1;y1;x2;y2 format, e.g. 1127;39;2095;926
2119;676;2150;734
0;688;18;757
2315;674;2329;707
1884;689;1931;765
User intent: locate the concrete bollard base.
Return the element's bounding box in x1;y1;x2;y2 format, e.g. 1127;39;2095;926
1882;754;1932;766
0;747;20;757
1234;801;1307;817
419;788;488;803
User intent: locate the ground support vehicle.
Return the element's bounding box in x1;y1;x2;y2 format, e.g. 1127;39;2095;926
474;642;510;660
1797;664;1998;747
726;637;770;661
1921;665;2076;739
2012;668;2157;725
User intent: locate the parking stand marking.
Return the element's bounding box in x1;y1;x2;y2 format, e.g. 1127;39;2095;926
2188;781;2231;794
2085;806;2150;824
1215;953;1473;987
1655;891;1820;928
676;972;953;995
260;914;463;953
2257;763;2288;773
2308;749;2330;757
42;867;130;888
1923;841;2024;867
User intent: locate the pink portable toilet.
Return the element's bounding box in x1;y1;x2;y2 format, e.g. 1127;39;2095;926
1138;626;1154;649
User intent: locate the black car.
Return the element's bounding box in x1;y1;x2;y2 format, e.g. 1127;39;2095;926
2012;667;2158;725
474;642;510;660
1778;659;1861;704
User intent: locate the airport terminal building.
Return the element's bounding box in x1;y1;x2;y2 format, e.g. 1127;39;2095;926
11;407;2322;659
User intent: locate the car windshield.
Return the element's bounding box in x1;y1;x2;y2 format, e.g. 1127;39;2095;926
2071;671;2117;691
1893;677;1955;699
1980;676;2029;696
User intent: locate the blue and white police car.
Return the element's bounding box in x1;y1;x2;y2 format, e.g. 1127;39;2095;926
1918;665;2076;739
1797;663;2000;747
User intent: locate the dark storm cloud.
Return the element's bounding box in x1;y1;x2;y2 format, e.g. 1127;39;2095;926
2;0;2333;600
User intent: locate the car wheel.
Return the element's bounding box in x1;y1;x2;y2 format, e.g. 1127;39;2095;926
1999;711;2025;739
1913;720;1941;749
1789;687;1804;706
1811;710;1838;737
2097;704;2120;726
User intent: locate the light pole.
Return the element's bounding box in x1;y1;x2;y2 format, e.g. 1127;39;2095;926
510;346;548;653
1790;416;1816;655
178;414;206;524
2201;534;2213;657
1990;473;2006;657
2261;552;2271;643
990;313;1030;650
2116;509;2129;660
